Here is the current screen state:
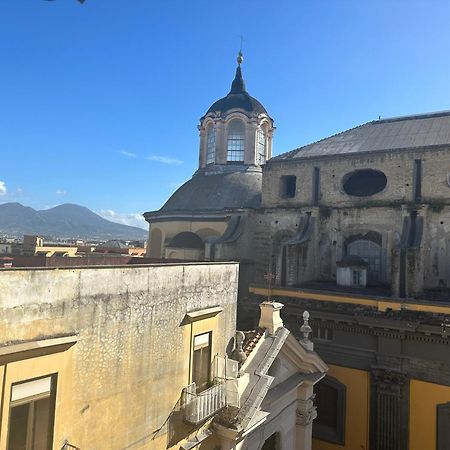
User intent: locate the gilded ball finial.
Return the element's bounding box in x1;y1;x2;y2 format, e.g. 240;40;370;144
237;51;243;66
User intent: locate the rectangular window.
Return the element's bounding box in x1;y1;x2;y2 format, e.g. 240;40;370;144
8;375;57;450
192;332;212;392
313;377;346;445
313;326;333;341
352;270;362;286
437;402;450;450
280;175;296;198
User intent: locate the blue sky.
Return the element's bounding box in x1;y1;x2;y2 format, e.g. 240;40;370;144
1;1;450;228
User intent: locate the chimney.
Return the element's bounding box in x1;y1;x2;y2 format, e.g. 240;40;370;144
259;301;284;335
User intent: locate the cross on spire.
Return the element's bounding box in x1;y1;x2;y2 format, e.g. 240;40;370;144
264;270;275;302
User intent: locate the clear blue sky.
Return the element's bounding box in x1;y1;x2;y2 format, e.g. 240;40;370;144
1;1;450;228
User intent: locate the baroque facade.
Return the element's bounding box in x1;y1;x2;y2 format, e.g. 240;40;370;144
145;53;450;450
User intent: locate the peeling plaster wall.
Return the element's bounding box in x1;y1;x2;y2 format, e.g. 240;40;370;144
0;262;238;449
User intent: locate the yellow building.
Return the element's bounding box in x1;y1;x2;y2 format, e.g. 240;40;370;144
22;235;78;257
0;262;327;450
242;285;450;450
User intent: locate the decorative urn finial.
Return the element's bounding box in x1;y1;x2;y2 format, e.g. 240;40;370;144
300;311;314;351
231;330;247;366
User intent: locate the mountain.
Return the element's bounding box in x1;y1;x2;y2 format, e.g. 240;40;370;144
0;203;147;241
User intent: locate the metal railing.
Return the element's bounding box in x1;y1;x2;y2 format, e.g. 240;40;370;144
60;441;80;450
182;382;226;425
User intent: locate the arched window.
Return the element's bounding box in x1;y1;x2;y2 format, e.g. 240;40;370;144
206;125;216;165
227;120;245;162
256;127;266;165
347;239;383;284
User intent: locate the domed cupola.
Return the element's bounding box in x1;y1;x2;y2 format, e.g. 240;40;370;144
198;52;275;170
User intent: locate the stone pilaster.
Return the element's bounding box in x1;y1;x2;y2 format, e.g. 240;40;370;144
371;368;409;450
296;385;316;450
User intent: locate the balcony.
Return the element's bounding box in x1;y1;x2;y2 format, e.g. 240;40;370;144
182;382;226;424
182;356;239;425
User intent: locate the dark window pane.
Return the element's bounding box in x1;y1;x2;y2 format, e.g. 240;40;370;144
32;397;51;450
315;382;338;428
281;175;296;198
192;333;211;392
8;403;30;450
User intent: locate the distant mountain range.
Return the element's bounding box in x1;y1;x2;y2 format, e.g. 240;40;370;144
0;203;147;241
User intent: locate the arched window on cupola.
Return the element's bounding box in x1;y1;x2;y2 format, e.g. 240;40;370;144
227;119;245;162
256;126;266;165
206;124;216;164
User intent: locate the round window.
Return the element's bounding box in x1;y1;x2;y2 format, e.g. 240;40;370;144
342;169;387;197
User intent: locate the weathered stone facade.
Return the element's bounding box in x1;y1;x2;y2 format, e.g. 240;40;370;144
253;143;450;298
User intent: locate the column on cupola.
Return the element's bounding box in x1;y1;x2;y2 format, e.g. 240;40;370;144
216;119;227;165
266;127;274;160
245;119;258;165
198;124;207;168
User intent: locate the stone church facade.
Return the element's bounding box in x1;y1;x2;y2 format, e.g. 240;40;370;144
145;54;450;450
257;112;450;299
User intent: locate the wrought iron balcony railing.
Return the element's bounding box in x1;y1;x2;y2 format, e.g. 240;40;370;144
182;382;226;425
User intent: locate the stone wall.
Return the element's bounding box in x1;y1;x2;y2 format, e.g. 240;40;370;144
0;262;238;449
255;147;450;295
262;147;450;208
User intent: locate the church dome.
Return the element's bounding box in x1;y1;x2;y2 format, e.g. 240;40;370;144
160;170;262;213
201;53;271;120
204;66;269;118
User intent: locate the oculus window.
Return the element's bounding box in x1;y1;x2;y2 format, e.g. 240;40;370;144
7;375;57;450
206;125;216;165
227;120;245;162
342;169;387;197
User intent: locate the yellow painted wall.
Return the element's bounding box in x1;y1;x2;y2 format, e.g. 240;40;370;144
410;379;450;450
149;221;228;258
313;364;370;450
0;264;239;450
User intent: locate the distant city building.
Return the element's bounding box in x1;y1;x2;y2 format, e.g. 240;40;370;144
20;235;78;257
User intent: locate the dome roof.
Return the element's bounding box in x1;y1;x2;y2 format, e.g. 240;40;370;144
206;91;268;117
202;64;269;119
160;170;262;213
98;240;128;249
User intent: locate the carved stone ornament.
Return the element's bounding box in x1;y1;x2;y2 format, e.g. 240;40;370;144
296;394;317;426
372;368;408;395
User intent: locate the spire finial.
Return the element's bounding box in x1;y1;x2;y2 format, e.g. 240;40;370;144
237;35;244;66
300;311;314;351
